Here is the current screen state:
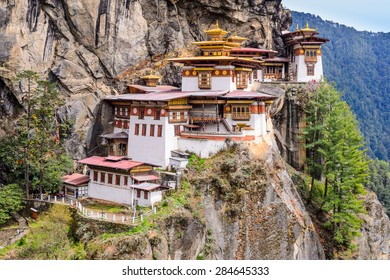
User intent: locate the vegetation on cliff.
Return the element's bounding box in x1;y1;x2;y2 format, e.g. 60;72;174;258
302;82;369;253
0;71;73;199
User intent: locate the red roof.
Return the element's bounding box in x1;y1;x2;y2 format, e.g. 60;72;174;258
130;182;166;191
223;90;277;100
132;174;160;182
78;156;144;171
106;90;228;102
63;174;90;186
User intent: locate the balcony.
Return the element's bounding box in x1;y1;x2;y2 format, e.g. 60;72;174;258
189;112;221;123
231;112;251;121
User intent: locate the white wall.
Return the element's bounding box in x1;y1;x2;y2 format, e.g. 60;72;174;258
128;116;167;167
134;190;163;207
178;138;226;158
88;182;133;205
295;55;324;82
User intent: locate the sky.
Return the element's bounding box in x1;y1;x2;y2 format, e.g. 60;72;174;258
282;0;390;33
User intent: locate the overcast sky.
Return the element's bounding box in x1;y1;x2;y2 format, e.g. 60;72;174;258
282;0;390;33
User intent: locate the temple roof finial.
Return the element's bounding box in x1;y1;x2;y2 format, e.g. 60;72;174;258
296;24;299;31
216;20;219;29
306;21;309;29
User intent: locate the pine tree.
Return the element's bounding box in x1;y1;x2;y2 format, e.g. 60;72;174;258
303;82;369;251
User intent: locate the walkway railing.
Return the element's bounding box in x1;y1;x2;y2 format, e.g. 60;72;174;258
26;195;157;225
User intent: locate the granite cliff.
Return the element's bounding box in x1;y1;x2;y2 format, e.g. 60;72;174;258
0;0;389;260
0;0;291;158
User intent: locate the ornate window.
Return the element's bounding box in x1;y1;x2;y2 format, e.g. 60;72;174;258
142;124;147;136
198;71;211;89
236;71;249;89
108;174;113;184
124;176;128;186
100;172;105;183
307;65;315;76
157;125;163;137
232;105;251;120
135;124;140;136
115;175;120;185
144;191;148;200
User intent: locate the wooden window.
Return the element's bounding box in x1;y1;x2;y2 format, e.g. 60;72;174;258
124;176;128;186
236;71;248;89
142;124;147;136
125;108;129;116
155;109;161;120
253;70;258;80
114;107;118;115
198;71;211;89
174;125;180;136
150;124;155;136
119;107;123;115
138;107;145;119
136;189;141;198
108;173;113;184
307;65;315;76
232;105;251;120
144;191;148;200
115;175;120;185
157;125;163;137
93;171;98;182
135;124;140;135
100;172;105;183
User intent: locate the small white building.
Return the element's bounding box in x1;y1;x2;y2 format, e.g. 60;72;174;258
62;173;90;199
78;156;169;207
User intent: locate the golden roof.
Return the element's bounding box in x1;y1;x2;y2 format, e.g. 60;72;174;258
140;71;160;80
300;21;316;32
227;33;247;43
204;21;228;37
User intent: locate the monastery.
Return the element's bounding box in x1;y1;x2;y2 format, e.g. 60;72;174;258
75;22;328;207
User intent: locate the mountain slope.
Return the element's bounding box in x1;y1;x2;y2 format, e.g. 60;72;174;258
290;11;390;161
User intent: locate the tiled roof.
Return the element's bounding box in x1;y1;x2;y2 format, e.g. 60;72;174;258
131;174;160;182
105;90;228;102
130;182;162;191
63;174;90;186
78;156;144;171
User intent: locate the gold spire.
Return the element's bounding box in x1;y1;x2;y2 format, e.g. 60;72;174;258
306;21;309;29
296;24;299;31
216;20;219;29
300;21;316;32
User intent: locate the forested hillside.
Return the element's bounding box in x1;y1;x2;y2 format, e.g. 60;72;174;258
291;11;390;161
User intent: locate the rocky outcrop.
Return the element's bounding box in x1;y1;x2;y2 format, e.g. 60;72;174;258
0;0;292;158
355;191;390;260
199;134;325;259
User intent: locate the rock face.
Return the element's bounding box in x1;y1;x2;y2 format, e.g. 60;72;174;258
200;134;325;259
355;191;390;260
0;0;292;158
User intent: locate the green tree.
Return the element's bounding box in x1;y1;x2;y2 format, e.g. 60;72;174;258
0;184;24;225
0;71;73;197
303;82;369;250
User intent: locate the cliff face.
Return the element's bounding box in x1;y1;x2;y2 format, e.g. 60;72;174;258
0;0;291;158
